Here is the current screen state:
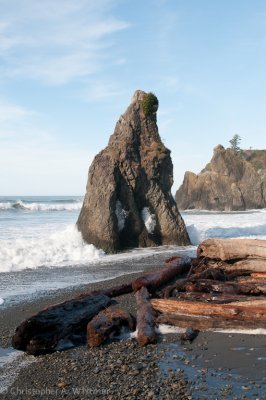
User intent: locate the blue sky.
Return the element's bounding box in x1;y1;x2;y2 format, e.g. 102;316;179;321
0;0;266;195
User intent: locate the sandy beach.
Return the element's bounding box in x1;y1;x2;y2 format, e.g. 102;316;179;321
0;254;266;400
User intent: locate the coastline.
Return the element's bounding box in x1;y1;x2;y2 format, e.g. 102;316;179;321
0;254;266;399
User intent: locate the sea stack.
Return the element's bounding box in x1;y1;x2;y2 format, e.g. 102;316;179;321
176;145;266;211
77;90;190;253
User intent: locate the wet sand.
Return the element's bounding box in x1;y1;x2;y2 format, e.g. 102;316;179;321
0;254;265;399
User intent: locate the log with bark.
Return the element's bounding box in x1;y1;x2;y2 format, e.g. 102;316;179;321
87;307;135;347
185;279;266;295
90;283;133;298
197;238;266;261
135;287;157;346
132;256;192;292
164;291;265;304
12;294;111;355
161;267;228;298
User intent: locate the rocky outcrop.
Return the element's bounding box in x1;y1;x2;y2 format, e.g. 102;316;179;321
175;145;266;211
77;90;190;253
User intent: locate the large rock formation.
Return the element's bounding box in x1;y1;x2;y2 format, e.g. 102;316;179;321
176;145;266;211
77;90;190;253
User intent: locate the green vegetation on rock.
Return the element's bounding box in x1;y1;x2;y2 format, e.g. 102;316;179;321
141;92;159;117
229;134;242;154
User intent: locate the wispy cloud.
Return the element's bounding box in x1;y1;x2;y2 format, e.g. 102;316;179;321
0;0;129;85
81;80;126;101
0;99;33;124
0;97;92;194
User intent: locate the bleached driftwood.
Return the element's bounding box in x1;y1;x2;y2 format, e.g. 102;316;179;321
197;238;266;261
151;299;266;321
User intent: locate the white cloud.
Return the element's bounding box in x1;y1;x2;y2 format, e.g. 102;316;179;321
0;100;33;123
0;0;129;85
82;80;126;101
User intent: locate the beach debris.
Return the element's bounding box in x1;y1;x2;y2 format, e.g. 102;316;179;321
87;306;135;347
12;294;111;356
135;287;157;346
89;283;133;297
11;238;266;354
132;256;192;292
197;238;266;260
180;327;199;343
154;238;266;333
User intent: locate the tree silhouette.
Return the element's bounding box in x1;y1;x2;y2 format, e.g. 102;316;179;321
229;134;241;153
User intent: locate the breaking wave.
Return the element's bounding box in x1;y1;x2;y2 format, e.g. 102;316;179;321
0;226;105;272
0;199;82;212
182;208;266;245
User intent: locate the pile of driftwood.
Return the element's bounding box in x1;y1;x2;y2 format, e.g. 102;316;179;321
12;238;266;356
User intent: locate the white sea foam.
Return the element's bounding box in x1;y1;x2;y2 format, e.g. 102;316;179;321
0;298;4;305
158;324;266;335
0;200;82;212
182;209;266;245
0;225;105;272
115;200;128;232
141;207;156;233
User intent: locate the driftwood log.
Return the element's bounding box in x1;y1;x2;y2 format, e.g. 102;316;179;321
157;313;266;330
87;307;135;347
151;299;266;321
185;279;266;295
90;283;133;297
132;256;192;292
12;294;111;355
197;238;266;261
135;287;157;346
164;291;265;304
220;259;266;273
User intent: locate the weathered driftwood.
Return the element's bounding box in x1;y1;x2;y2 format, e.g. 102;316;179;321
12;294;111;355
87;307;135;347
151;299;266;321
235;277;266;285
227;259;266;272
161;267;229;298
132;256;191;292
197;238;266;261
251;272;266;278
165;291;264;304
90;283;133;298
157;313;266;330
135;287;157;346
185;279;266;295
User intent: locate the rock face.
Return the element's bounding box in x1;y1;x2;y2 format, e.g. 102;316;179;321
77;90;190;253
176;145;266;211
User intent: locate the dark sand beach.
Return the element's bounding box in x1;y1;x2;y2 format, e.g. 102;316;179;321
0;254;265;400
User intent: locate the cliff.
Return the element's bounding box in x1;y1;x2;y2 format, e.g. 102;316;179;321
77;90;190;253
175;145;266;211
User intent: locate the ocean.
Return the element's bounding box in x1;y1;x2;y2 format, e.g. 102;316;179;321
0;195;266;308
